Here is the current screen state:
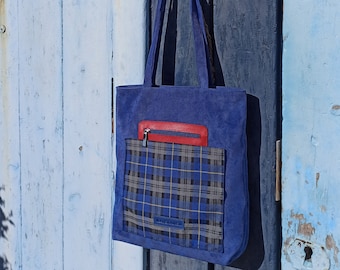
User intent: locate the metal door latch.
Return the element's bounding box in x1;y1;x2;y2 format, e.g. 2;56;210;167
286;238;330;270
0;25;6;34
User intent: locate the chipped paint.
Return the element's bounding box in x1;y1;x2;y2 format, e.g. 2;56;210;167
316;172;320;187
298;223;315;237
2;0;114;268
0;186;15;270
326;235;339;264
1;0;9;147
288;211;316;239
0;187;15;240
331;105;340;116
0;0;19;196
282;0;340;269
286;238;330;270
0;1;18;269
291;211;305;221
0;0;8;72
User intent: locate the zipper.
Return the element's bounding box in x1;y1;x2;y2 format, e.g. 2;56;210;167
142;128;151;147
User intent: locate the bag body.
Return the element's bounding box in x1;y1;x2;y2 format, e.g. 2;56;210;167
113;0;248;265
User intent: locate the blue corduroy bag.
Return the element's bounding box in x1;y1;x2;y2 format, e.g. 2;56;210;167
112;0;249;265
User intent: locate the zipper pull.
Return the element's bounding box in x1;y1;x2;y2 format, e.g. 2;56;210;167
142;128;151;147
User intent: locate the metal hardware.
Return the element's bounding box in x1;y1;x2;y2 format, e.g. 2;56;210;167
0;25;6;34
286;238;329;269
142;128;151;147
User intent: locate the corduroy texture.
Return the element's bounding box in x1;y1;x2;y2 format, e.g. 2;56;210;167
112;86;248;265
112;0;249;265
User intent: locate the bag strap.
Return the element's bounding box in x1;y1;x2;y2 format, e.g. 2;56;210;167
192;0;212;88
143;0;212;88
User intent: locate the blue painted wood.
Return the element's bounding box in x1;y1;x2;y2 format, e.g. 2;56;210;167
214;0;281;269
63;0;113;268
1;0;114;269
149;0;281;269
0;1;21;269
18;1;64;268
282;1;340;269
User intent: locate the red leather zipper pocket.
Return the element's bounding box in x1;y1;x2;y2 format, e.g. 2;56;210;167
138;120;208;147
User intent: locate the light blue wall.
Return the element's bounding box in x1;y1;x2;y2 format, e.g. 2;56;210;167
282;1;340;269
1;0;115;269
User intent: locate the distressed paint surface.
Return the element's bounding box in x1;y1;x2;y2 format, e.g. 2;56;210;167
1;0;113;269
0;0;21;269
214;0;281;268
18;1;64;268
282;1;340;269
62;0;113;269
149;0;281;269
112;0;146;269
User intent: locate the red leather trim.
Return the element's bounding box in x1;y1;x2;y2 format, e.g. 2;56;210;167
138;120;208;146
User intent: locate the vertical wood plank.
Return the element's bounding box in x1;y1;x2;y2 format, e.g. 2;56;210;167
62;0;113;269
112;0;146;269
214;0;281;269
17;0;64;269
150;252;210;270
282;1;340;269
0;0;22;269
150;0;281;268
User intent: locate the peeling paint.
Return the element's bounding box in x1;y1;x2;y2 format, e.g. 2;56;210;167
285;238;330;269
316;172;320;187
291;211;305;221
311;135;319;146
284;236;294;248
298;223;315;237
0;0;8;76
0;186;14;270
0;0;13;264
326;235;339;264
283;236;295;262
331;105;340;116
0;255;12;270
1;0;11;184
289;211;317;238
68;193;82;211
282;1;340;269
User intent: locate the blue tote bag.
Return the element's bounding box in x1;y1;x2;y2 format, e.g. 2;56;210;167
112;0;249;265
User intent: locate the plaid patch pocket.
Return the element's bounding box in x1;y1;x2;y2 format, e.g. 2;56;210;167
122;137;226;252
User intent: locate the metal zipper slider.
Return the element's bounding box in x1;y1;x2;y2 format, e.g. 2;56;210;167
142;128;151;147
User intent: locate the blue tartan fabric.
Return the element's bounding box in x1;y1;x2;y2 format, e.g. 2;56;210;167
123;139;225;252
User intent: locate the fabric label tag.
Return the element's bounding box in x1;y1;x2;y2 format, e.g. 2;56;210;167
154;216;185;230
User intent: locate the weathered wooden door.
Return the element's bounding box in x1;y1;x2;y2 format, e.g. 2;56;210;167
1;0;113;269
1;0;282;269
281;1;340;269
147;0;282;269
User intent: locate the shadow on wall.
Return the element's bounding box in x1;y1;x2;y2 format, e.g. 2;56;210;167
0;186;14;270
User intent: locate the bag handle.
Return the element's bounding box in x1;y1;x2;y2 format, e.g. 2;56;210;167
143;0;212;88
